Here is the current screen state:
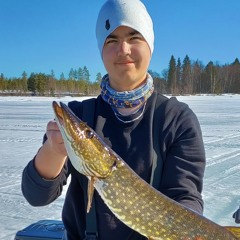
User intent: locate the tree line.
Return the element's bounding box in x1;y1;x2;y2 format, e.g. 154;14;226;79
0;66;102;96
165;55;240;95
0;56;239;96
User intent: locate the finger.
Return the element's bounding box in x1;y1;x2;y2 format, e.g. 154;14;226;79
46;120;60;131
47;129;63;142
46;122;62;142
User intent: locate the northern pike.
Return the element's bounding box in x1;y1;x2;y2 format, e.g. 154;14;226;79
53;101;240;240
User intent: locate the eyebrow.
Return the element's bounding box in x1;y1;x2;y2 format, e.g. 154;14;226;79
106;30;141;39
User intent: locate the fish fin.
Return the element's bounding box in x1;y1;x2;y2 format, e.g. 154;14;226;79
225;226;240;238
86;176;97;213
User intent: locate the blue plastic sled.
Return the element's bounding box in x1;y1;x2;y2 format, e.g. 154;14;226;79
15;220;65;240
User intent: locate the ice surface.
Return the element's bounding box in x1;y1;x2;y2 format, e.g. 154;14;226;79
0;95;239;239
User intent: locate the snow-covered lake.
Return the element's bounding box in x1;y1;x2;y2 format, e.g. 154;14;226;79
0;95;239;239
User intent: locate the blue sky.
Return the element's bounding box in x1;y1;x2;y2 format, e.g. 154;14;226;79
0;0;239;81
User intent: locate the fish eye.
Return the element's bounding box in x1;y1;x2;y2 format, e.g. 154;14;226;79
85;129;94;139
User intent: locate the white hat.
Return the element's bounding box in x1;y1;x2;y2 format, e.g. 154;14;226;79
96;0;154;55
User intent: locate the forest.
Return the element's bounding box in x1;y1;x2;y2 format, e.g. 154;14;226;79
0;55;239;96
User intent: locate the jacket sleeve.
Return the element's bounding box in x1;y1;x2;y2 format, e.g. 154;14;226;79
159;97;206;214
21;156;68;206
21;100;82;206
21;131;69;207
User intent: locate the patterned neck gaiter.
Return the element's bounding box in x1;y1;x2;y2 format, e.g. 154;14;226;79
100;73;154;112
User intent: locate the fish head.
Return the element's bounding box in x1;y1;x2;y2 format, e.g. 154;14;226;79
52;101;118;179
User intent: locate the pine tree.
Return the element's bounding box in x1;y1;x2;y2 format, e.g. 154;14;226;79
83;66;90;82
36;73;48;95
77;67;83;80
167;55;177;94
60;72;65;80
28;73;37;95
205;61;217;93
192;60;204;94
0;73;5;91
96;72;102;84
176;58;181;93
68;68;75;80
182;55;192;94
230;58;240;93
21;71;28;93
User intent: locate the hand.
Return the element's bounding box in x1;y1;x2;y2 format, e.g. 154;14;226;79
45;120;67;157
34;120;68;179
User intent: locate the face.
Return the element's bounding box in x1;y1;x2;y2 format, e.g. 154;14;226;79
102;26;151;91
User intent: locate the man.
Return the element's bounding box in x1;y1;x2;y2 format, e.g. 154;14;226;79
22;0;206;239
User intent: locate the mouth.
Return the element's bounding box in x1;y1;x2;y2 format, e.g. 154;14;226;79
52;101;64;126
52;101;77;128
116;61;134;65
52;101;86;139
115;58;135;65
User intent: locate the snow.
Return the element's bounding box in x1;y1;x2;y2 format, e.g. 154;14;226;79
0;94;240;239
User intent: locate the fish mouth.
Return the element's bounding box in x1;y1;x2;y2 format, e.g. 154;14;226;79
52;101;81;142
52;101;64;125
52;101;82;128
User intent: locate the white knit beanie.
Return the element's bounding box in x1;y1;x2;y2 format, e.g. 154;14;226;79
96;0;154;55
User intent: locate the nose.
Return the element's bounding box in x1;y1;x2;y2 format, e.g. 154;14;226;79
117;41;131;56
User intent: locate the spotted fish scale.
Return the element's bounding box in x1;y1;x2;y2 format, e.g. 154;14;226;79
53;101;240;240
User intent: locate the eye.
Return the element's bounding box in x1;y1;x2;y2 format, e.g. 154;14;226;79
130;36;139;40
130;34;144;42
105;38;117;45
85;129;94;139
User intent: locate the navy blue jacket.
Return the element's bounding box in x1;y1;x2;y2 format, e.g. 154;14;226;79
22;92;206;240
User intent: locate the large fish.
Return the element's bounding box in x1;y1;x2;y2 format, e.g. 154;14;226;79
53;101;240;240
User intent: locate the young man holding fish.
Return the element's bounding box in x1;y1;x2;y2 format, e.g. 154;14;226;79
22;0;206;239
